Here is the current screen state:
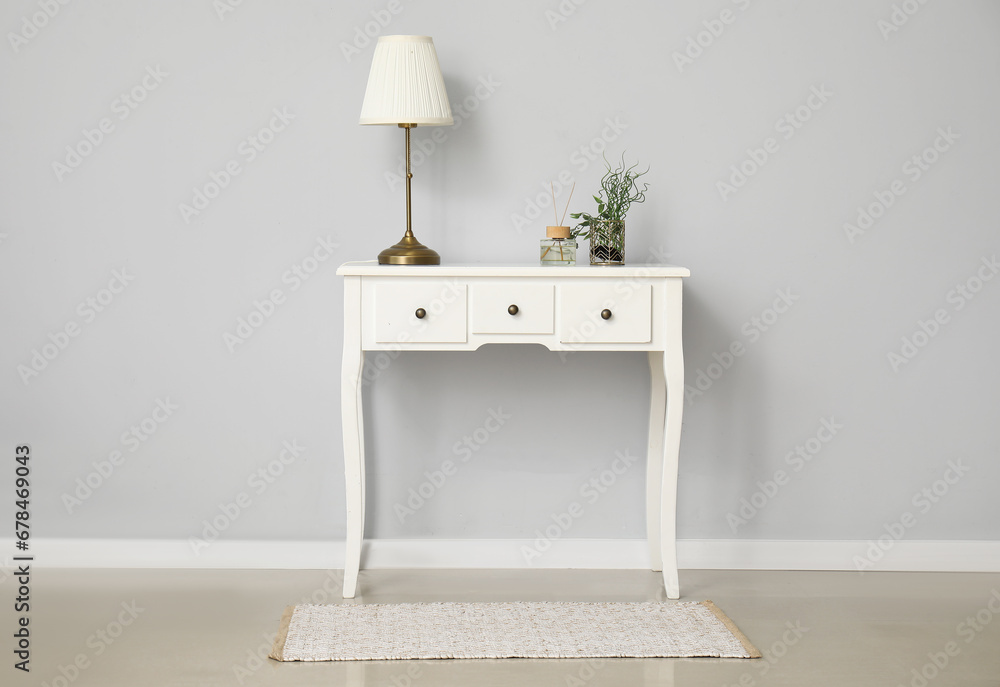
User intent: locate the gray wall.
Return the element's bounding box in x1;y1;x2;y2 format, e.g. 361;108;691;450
2;0;997;549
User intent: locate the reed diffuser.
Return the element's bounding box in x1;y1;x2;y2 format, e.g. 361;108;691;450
540;182;577;266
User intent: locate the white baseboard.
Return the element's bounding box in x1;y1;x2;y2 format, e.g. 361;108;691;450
5;538;999;572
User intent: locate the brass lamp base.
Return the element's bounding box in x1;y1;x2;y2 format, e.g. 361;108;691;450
377;233;440;265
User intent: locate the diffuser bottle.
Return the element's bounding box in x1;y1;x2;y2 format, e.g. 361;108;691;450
540;226;577;266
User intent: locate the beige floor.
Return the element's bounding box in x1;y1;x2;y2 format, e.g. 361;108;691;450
10;568;1000;686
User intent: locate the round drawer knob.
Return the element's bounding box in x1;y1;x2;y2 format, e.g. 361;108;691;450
601;309;613;320
415;308;426;319
508;304;519;316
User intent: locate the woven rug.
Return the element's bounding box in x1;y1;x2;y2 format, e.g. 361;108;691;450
269;601;760;661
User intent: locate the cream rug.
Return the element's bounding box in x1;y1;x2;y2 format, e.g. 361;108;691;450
270;601;760;661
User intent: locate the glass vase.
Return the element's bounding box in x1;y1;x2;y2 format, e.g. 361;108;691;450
588;220;625;265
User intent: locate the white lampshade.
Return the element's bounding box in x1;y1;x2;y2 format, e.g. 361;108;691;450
359;35;453;126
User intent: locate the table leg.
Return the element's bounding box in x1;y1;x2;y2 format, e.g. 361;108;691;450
342;276;365;598
660;281;684;599
647;351;666;572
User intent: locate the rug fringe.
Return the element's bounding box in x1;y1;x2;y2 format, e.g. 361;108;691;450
700;600;761;659
268;606;296;661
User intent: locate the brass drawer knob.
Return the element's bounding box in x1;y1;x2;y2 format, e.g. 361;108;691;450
601;308;613;320
415;308;426;319
508;304;519;316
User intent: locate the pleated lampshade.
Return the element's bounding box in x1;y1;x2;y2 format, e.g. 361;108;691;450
359;35;454;126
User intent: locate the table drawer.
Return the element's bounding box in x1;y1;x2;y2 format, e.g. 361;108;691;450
472;283;554;334
373;280;467;344
559;283;652;344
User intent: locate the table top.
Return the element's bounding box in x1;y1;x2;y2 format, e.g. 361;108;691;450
336;261;691;278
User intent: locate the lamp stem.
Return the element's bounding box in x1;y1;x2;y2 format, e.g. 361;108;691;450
377;123;439;264
403;123;413;238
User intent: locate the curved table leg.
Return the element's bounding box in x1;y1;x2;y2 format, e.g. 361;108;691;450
660;280;684;599
342;276;365;598
647;351;666;572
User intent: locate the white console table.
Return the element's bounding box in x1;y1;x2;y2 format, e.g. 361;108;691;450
337;261;690;599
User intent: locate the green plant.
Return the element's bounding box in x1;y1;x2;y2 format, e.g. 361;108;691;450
570;153;649;240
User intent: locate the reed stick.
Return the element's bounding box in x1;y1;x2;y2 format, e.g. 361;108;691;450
551;182;558;225
559;182;576;226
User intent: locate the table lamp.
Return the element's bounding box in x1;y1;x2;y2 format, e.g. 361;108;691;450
360;35;453;265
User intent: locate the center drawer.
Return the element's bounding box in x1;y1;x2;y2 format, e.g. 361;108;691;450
471;282;555;334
